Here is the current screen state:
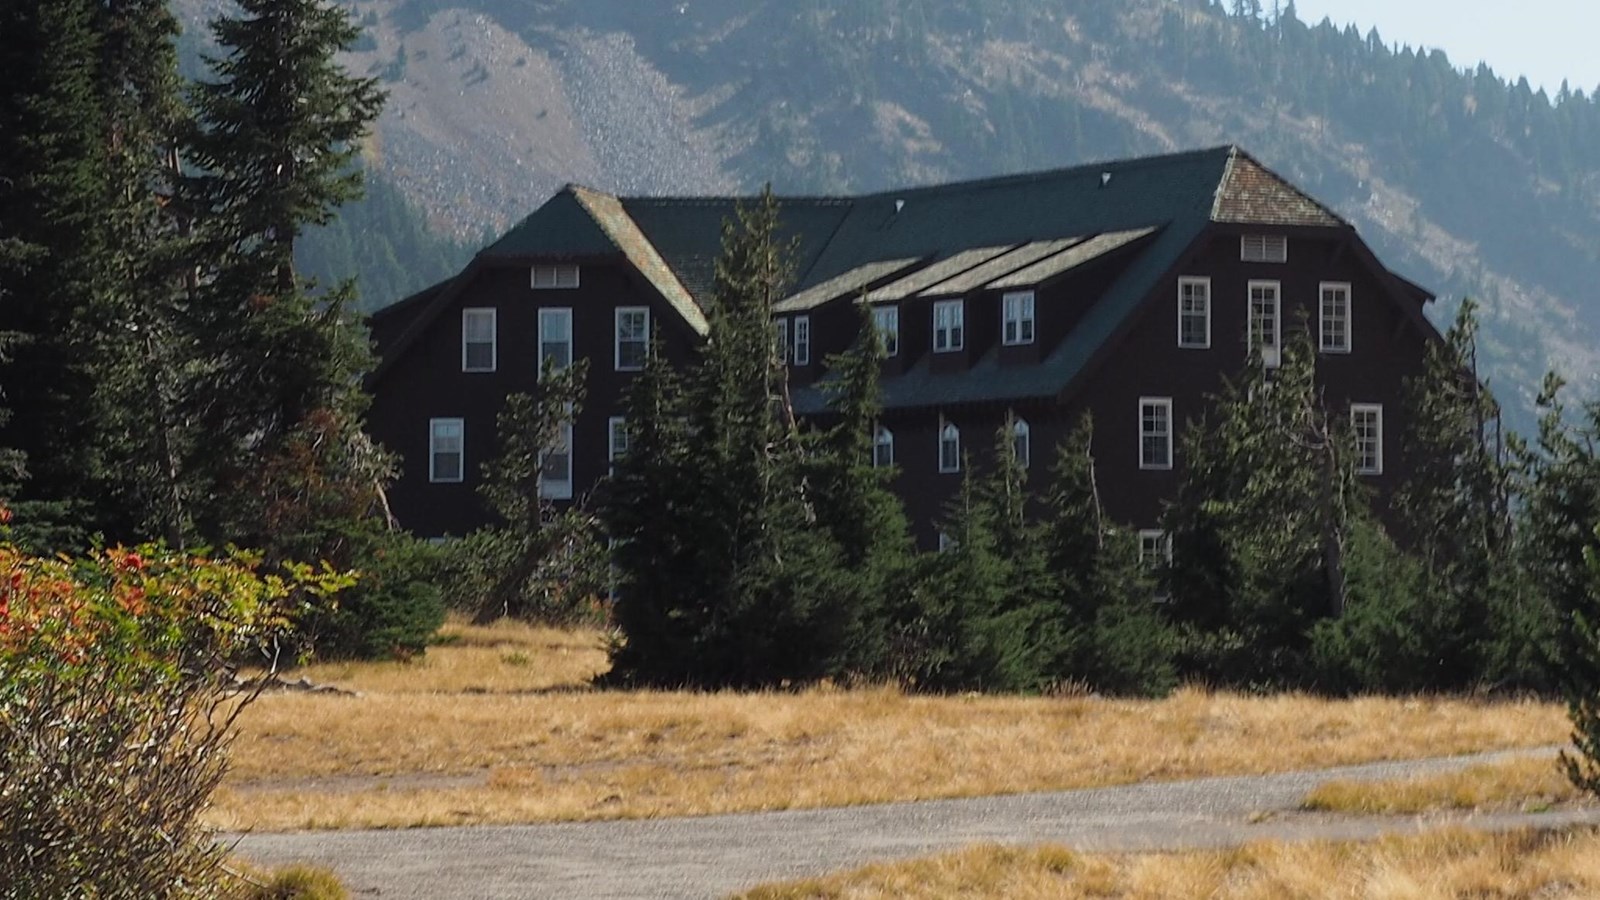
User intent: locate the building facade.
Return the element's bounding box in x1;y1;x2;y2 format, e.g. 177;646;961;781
367;146;1441;546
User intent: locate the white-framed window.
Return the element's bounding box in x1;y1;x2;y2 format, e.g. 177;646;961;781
938;532;953;553
540;419;573;500
873;424;894;468
793;315;811;365
873;305;899;357
615;307;649;371
1178;277;1211;349
1002;291;1035;346
429;418;464;483
1240;234;1288;263
1138;529;1172;569
1248;280;1281;368
933;299;964;353
774;318;789;363
1320;282;1352;353
608;416;629;475
938;419;961;473
1012;417;1031;469
1139;397;1173;471
532;263;580;289
539;307;573;375
461;308;497;372
1352;403;1383;476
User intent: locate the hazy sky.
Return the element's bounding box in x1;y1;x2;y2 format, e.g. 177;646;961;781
1287;0;1600;95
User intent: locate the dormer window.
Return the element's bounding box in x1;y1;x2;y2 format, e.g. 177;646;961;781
933;300;964;353
532;264;580;289
1002;291;1035;346
1240;234;1287;263
873;306;899;357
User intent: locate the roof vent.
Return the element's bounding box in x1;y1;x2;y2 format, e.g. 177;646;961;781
894;199;905;214
1100;172;1113;188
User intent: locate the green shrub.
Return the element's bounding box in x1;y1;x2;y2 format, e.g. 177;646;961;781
306;529;446;659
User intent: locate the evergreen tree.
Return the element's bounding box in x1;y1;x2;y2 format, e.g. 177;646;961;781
470;359;603;623
606;191;850;687
182;0;386;556
0;0;109;549
1562;524;1600;799
1164;330;1356;687
1041;413;1175;696
914;457;1010;691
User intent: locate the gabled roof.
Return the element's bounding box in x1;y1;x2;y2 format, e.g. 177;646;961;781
372;145;1389;403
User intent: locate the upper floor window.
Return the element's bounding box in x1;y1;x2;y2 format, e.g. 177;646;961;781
1352;403;1383;475
873;305;899;357
532;263;580;289
1320;282;1352;353
873;424;894;468
1248;280;1281;368
539;307;572;376
1011;417;1031;469
1240;234;1287;263
1138;529;1172;570
933;299;964;353
1178;277;1211;349
793;315;811;365
429;418;464;483
938;420;961;473
539;419;573;500
615;307;649;371
1002;291;1035;346
462;308;496;372
608;416;629;475
774;318;789;363
1139;397;1173;470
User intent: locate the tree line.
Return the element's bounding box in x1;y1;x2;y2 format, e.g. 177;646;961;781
0;0;444;659
589;195;1600;716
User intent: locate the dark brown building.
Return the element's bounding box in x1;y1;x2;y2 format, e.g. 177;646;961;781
367;146;1441;549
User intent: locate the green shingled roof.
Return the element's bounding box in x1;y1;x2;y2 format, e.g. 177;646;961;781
384;146;1362;408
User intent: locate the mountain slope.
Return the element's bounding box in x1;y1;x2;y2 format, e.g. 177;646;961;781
174;0;1600;425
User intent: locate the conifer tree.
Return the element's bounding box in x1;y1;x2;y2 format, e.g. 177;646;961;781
183;0;386;555
1042;413;1175;696
915;456;1010;691
1562;524;1600;800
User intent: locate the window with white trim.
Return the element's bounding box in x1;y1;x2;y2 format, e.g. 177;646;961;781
1012;417;1031;469
793;315;811;365
608;416;629;475
615;307;649;371
933;299;964;352
873;305;899;357
1248;280;1281;368
1352;403;1383;476
1138;529;1172;569
429;418;464;483
540;419;573;500
1240;234;1288;263
774;318;789;363
1320;282;1352;353
462;308;497;372
539;307;572;375
1178;277;1211;349
1139;397;1173;470
873;424;894;468
531;263;579;289
938;532;953;553
938;420;961;473
1002;291;1035;346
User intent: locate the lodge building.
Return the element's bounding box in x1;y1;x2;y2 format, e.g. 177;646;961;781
366;146;1441;550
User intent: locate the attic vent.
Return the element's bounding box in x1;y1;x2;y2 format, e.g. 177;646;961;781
1100;172;1113;187
532;263;580;289
894;199;905;214
1240;234;1287;264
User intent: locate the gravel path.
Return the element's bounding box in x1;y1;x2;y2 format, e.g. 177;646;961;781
231;747;1597;899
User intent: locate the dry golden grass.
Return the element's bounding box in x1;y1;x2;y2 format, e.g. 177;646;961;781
1302;755;1584;815
211;618;1568;832
735;827;1600;899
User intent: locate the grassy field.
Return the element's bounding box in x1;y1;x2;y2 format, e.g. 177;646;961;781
1302;755;1582;815
734;827;1600;899
208;618;1569;832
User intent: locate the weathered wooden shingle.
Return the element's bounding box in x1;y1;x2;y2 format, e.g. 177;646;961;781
1212;148;1347;227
